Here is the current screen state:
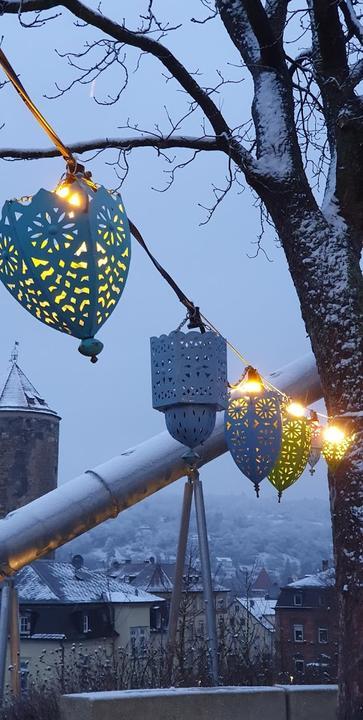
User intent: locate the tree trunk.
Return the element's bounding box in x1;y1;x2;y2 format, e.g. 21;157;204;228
255;181;363;718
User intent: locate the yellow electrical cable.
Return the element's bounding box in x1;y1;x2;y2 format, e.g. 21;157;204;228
0;48;74;168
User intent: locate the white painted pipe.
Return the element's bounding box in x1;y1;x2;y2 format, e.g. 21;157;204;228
0;353;321;579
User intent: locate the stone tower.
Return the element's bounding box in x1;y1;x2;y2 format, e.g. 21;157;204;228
0;343;60;517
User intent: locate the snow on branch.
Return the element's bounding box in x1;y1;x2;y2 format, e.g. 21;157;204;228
340;0;363;45
0;134;222;161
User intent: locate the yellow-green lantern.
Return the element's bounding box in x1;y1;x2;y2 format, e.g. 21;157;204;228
268;402;312;500
321;424;355;467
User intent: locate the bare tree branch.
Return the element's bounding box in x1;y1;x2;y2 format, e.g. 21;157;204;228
0;134;223;160
340;0;363;46
1;0;244;160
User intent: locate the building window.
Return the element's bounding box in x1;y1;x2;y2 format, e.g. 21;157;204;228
217;598;225;610
20;660;29;692
293;593;303;606
198;621;204;636
293;624;304;642
19;616;31;636
295;658;305;674
130;626;148;653
319;627;328;643
83;614;91;633
318;594;326;607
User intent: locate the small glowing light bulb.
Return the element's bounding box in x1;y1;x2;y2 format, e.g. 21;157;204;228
69;192;82;207
238;367;264;395
286;401;306;418
323;425;345;444
56;185;70;199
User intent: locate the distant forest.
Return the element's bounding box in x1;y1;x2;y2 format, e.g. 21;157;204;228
58;490;333;586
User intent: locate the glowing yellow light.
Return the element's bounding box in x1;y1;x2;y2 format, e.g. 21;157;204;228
286;401;306;418
56;185;70;199
69;192;82;207
323;425;345;444
236;366;264;395
240;379;263;394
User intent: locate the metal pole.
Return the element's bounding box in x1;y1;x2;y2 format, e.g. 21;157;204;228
9;583;20;698
166;479;193;675
193;470;219;686
0;580;11;700
0;354;322;578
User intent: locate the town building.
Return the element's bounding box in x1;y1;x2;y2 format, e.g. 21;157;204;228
4;558;164;691
231;597;276;659
275;567;338;682
108;557;230;644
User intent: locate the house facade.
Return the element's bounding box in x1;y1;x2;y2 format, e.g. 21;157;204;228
3;559;164;692
275;569;338;682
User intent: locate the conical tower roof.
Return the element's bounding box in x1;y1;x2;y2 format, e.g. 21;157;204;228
0;342;59;416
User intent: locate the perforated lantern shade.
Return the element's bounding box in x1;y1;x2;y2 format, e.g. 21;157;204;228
322;432;354;467
268;415;312;499
308;423;323;475
225;390;282;494
150;329;227;449
0;178;131;353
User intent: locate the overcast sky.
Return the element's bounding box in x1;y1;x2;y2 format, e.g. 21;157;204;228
0;2;329;505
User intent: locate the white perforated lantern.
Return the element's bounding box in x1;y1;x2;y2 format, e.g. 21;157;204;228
150;329;227;448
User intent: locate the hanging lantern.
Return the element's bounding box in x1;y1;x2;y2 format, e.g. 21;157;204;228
225;367;282;496
307;411;323;475
150;328;227;449
268;402;311;500
0;172;131;362
322;423;354;466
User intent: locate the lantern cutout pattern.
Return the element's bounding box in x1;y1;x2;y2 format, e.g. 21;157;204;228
150;329;227;449
225;367;282;496
0;175;131;360
308;411;323;475
322;424;354;467
268;404;311;500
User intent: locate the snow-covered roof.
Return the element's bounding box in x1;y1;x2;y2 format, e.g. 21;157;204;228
0;351;58;416
286;569;335;589
130;564;174;594
237;598;277;631
14;560;163;605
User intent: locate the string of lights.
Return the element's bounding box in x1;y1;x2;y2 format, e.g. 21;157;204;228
0;46;354;491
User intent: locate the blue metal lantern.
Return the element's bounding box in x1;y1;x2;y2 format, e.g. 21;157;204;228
0;174;131;361
225;367;282;496
150;328;227;448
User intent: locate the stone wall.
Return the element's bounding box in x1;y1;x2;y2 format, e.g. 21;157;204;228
0;411;59;517
60;685;338;720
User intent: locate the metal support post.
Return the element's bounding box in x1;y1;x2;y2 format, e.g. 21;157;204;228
193;469;219;686
9;583;20;697
166;479;193;676
0;580;11;700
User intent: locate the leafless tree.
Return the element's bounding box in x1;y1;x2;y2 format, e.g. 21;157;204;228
0;2;362;717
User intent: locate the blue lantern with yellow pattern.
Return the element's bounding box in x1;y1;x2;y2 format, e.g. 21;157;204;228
0;173;131;362
225;366;283;496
